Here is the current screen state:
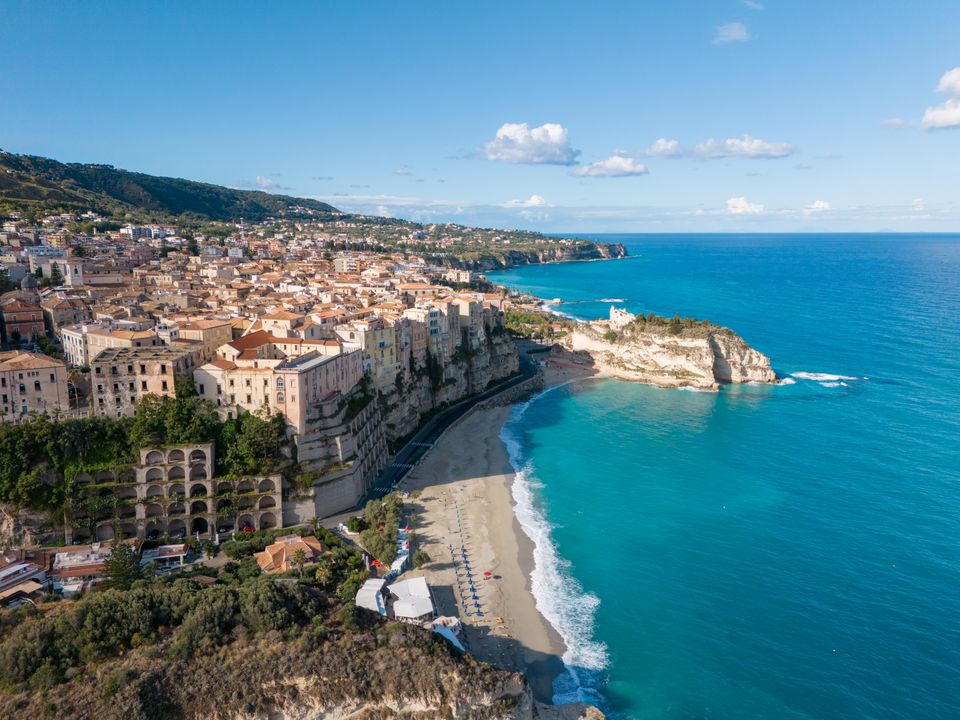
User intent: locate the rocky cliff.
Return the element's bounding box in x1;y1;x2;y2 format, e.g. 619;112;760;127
380;332;521;443
440;242;627;272
564;312;775;390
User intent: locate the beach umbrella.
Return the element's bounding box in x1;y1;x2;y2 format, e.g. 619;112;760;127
471;592;480;601
483;571;492;578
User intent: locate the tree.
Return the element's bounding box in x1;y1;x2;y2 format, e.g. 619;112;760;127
48;262;63;286
292;548;306;578
102;536;142;590
9;330;21;347
187;237;200;256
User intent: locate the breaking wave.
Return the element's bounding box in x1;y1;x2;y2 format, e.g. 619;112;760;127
790;371;865;388
501;387;610;708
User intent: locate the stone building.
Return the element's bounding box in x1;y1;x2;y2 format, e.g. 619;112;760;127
65;442;283;543
90;346;202;418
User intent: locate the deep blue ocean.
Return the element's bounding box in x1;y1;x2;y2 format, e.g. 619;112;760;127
487;234;960;720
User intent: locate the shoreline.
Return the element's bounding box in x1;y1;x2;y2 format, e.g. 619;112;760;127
402;359;597;703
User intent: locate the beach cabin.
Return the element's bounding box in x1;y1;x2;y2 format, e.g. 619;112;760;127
389;576;435;623
355;577;389;616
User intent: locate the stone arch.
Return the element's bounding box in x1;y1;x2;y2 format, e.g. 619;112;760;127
145;484;164;499
145;521;163;538
238;496;255;511
190;500;208;515
145;467;164;482
95;469;116;483
189;448;207;464
168;483;185;498
259;512;277;530
236;479;255;494
145;450;164;465
258;478;276;493
168;502;185;516
117;504;136;520
217;481;234;494
118;523;137;539
168;466;185;482
118;486;137;501
191;517;209;535
258;496;277;510
189;483;207;498
73;471;93;485
145;503;163;518
189;466;208;481
168;519;186;536
167;449;185;463
96;524;115;541
237;514;256;532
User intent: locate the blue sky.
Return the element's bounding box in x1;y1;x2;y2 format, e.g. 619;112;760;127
2;1;959;232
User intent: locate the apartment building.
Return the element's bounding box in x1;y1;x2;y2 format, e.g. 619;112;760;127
1;299;45;341
90;346;202;418
0;351;70;421
61;323;162;367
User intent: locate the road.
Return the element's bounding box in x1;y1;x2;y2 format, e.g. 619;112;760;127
362;349;539;503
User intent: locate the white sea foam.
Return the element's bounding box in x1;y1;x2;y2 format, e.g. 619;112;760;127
820;381;848;388
597;298;625;303
777;377;797;385
790;372;861;382
500;389;609;706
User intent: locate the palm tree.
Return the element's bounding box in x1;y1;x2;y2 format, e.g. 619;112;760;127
292;548;306;578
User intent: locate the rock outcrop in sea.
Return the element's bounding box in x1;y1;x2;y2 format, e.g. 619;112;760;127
563;307;776;390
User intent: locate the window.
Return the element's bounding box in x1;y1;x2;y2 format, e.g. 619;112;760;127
246;394;251;404
18;384;25;394
198;384;205;395
128;382;135;391
127;364;133;373
0;378;4;387
245;379;251;387
277;392;284;403
140;364;146;373
229;379;235;388
161;381;168;392
113;383;119;392
33;381;40;392
95;366;101;375
49;373;54;382
141;381;147;391
111;366;117;375
160;364;167;374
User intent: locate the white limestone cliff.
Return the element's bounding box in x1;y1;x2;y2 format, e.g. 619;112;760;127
563;308;775;390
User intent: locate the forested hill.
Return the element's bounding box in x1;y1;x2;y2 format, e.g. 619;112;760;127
0;150;339;223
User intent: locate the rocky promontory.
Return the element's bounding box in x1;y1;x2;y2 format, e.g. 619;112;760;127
562;307;776;390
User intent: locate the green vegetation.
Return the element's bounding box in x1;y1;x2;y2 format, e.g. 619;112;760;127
0;396;291;512
0;151;338;224
359;493;403;564
628;311;716;336
101;537;143;591
505;309;571;339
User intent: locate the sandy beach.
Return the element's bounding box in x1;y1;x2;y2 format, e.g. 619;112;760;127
401;353;596;702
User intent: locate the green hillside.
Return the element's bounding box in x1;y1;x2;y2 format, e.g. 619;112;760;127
0;151;339;223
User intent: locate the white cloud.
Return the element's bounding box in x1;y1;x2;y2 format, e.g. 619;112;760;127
256;176;276;189
640;138;681;157
484;122;580;165
922;98;960;130
921;67;960;130
743;0;764;9
573;153;649;178
804;200;831;214
394;166;412;176
696;134;794;158
727;196;764;214
504;194;549;208
713;22;749;44
936;67;960;96
881;118;907;127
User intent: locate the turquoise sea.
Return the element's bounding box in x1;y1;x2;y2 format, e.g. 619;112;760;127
488;235;960;720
